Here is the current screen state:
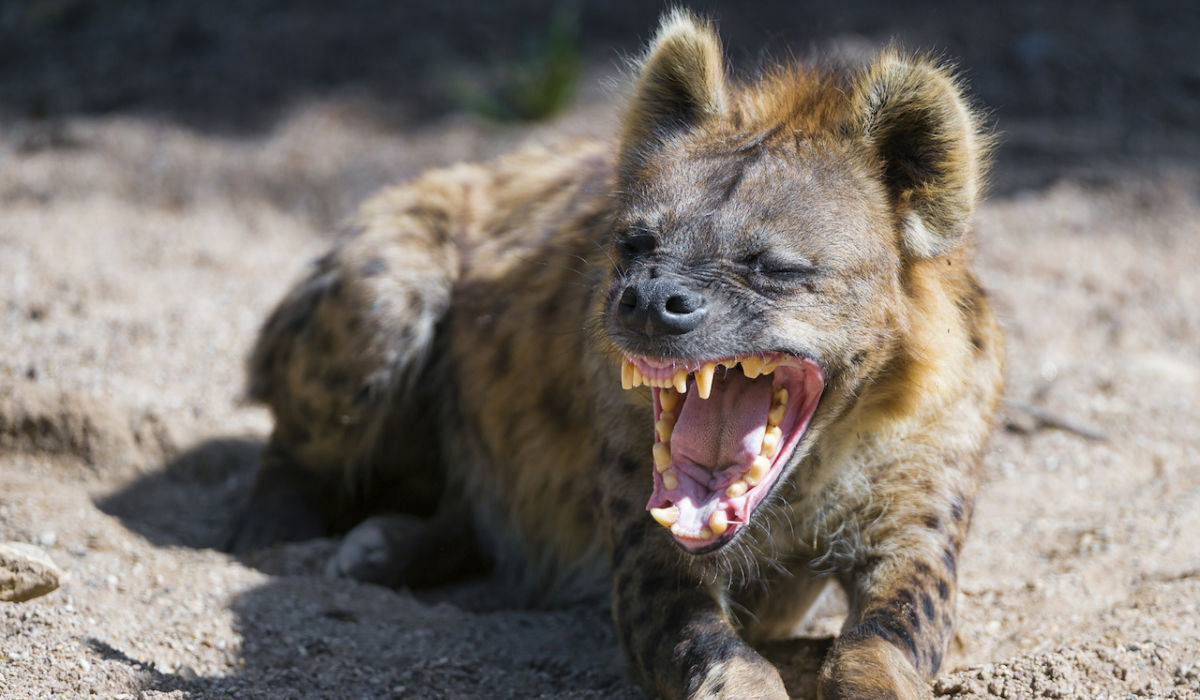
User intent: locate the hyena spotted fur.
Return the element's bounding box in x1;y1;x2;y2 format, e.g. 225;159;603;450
230;11;1003;700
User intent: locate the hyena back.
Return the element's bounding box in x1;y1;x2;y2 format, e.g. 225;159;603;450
232;11;1003;700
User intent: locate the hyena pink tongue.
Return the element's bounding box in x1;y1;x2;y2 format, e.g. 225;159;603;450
662;371;772;532
672;370;772;470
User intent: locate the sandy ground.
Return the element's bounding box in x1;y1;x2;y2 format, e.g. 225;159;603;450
2;2;1199;699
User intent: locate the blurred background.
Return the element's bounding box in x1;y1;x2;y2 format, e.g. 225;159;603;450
3;0;1198;197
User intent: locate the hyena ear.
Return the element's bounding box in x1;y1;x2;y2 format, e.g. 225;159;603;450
618;10;727;182
848;51;989;259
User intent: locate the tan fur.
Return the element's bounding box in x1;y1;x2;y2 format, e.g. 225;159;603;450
232;11;1004;700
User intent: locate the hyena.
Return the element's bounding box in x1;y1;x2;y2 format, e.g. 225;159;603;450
229;11;1003;700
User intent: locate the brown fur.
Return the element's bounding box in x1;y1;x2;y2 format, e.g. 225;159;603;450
230;10;1004;699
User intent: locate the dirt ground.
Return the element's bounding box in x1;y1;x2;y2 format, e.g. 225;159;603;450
1;2;1198;699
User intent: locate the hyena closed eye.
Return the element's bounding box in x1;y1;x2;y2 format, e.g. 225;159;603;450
230;10;1003;700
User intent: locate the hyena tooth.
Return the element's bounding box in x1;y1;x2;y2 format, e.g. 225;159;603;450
773;387;789;406
745;455;770;485
708;510;728;536
767;403;786;427
650;506;679;528
761;426;783;457
655;411;676;442
720;359;737;369
631;365;643;388
725;480;748;498
621;360;634;390
659;388;679;412
661;468;679;491
670;524;713;540
696;362;715;400
740;356;765;378
673;369;688;394
653;442;672;472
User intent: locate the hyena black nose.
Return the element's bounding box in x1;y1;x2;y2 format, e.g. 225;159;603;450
618;278;708;336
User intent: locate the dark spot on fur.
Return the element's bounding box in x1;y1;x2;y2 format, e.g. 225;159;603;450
950;495;965;522
313;329;334;356
406;289;423;311
491;339;513;376
897;588;916;607
923;513;941;530
929;646;943;674
616;571;635;598
619;455;642;475
937;578;950;600
906;605;921;632
914;561;932;577
920;592;935;621
664;598;690;634
361;257;389;277
849;614;919;666
943;546;957;576
611;520;646;569
677;625;740;672
295;399;318;424
970;330;985;352
540;384;572;430
641;628;665;677
638;573;669;601
324;368;350;392
406;205;451;241
851;350;868;366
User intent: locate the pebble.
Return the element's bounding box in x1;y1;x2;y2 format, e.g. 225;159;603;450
0;542;63;602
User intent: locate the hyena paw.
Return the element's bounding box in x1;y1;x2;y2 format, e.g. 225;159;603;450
691;656;789;700
325;514;424;586
817;636;932;700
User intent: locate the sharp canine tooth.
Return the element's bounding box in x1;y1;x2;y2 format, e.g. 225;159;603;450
659;388;679;412
741;356;764;378
650;506;679;528
746;455;770;485
767;403;786;426
661;468;679;490
725;480;748;498
696;362;715;399
631;365;643;388
762;426;783;457
656;411;676;442
709;511;728;536
653;443;671;472
621;360;633;390
673;369;688;394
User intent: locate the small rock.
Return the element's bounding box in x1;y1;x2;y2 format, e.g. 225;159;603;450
0;542;63;602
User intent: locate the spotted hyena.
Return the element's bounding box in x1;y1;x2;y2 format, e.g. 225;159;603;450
229;10;1003;700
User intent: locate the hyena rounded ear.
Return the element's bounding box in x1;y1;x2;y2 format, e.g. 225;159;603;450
848;51;990;259
618;10;727;183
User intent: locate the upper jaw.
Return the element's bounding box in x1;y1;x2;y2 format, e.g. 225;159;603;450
618;350;826;553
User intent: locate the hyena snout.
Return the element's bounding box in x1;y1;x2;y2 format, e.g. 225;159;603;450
618;277;708;337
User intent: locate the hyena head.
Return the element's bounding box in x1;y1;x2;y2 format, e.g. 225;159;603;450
602;11;987;554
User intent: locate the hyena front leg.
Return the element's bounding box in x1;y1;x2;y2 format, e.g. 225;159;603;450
609;519;788;700
818;544;963;700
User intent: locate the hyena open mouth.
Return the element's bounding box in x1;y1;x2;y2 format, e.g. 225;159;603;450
621;353;825;552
